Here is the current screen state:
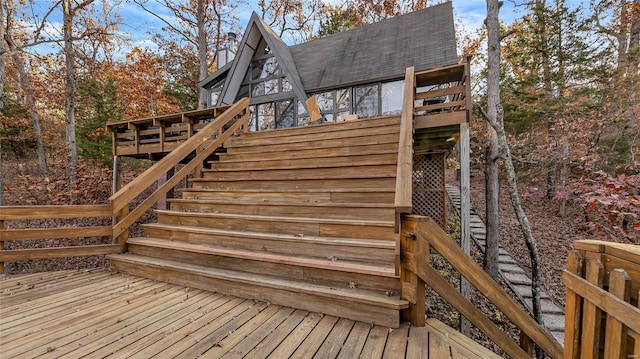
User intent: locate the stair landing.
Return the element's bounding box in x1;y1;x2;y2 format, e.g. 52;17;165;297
0;269;502;359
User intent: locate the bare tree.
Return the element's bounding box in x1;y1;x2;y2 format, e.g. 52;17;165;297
485;0;544;343
133;0;236;109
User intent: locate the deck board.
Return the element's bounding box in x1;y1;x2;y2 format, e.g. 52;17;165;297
0;269;502;358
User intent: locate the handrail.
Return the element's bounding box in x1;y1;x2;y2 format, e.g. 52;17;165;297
109;98;250;245
400;215;563;359
394;66;415;215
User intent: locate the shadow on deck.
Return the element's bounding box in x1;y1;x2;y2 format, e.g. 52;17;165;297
0;269;499;358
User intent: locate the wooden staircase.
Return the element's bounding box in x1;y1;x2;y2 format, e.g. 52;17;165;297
108;116;409;328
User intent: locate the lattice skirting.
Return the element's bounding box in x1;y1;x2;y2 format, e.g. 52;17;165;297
412;152;446;228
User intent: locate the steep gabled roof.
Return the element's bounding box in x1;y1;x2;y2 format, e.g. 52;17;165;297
290;2;458;92
218;12;308;107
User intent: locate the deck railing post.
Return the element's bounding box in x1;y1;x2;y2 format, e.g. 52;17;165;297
1;218;5;275
115;205;129;253
400;215;428;326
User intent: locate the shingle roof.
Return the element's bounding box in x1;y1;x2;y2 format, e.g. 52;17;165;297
289;2;458;92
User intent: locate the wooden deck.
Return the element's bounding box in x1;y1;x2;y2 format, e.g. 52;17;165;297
0;269;500;358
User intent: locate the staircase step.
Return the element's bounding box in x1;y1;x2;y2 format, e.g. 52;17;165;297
155;210;396;240
126;237;397;291
189;178;397;191
107;254;408;327
201;165;397;181
218;142;398;162
236;116;400;140
229;123;398;147
225;133;400;154
141;223;396;263
211;153;397;171
175;190;395;205
168;199;396;221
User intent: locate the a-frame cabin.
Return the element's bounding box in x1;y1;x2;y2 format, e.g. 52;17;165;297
3;3;639;358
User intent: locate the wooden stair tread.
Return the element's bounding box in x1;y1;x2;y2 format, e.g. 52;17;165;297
215;149;399;164
107;254;408;309
169;197;395;207
141;223;396;249
126;237;395;277
180;186;394;193
204;155;397;172
154;210;395;227
223;133;400;155
236;116;400;139
200;165;397;180
218;143;398;161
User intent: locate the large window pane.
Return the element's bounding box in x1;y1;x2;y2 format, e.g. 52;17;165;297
252;82;265;97
265;79;279;95
316;92;334;111
251;57;280;80
276;100;295;128
282;78;293;92
381;80;403;115
354;85;379;118
336;89;350;109
248;105;257;132
257;103;275;130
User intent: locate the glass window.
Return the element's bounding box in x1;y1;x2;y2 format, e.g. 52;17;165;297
251;82;265;97
381;80;403;115
276;100;295;128
281;78;292;92
265;79;279;95
257;103;275;130
316;92;334;111
335;111;350;122
209;81;223;106
354;85;379;118
251;57;280;80
336;89;350;109
297;100;306;115
248;105;257;132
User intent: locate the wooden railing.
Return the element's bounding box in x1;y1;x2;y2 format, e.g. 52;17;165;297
563;240;640;359
395;66;415;217
414;62;469;129
107;105;232;157
110;98;250;251
400;215;563;359
0;205;119;273
0;98;250;272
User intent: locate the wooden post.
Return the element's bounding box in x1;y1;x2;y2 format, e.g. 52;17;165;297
400;215;428;326
564;250;584;359
0;219;5;275
157;167;175;210
459;121;471;335
115;205;129;253
581;259;604;359
603;269;631;359
112;155;120;195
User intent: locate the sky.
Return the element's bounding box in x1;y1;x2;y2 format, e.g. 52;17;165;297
24;0;581;57
115;0;520;51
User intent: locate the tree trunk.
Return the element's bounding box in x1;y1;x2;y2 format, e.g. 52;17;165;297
63;0;78;184
13;53;48;176
484;124;500;280
558;139;568;217
487;1;544;354
197;0;208;109
484;0;501;281
0;0;5;206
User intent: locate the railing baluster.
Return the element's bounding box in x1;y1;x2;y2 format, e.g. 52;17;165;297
564;250;584;359
603;269;631;359
580;259;605;359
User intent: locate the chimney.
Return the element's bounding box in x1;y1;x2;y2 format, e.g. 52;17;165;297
217;32;238;70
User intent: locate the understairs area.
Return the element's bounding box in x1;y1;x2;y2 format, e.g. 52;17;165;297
108;116;409;328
